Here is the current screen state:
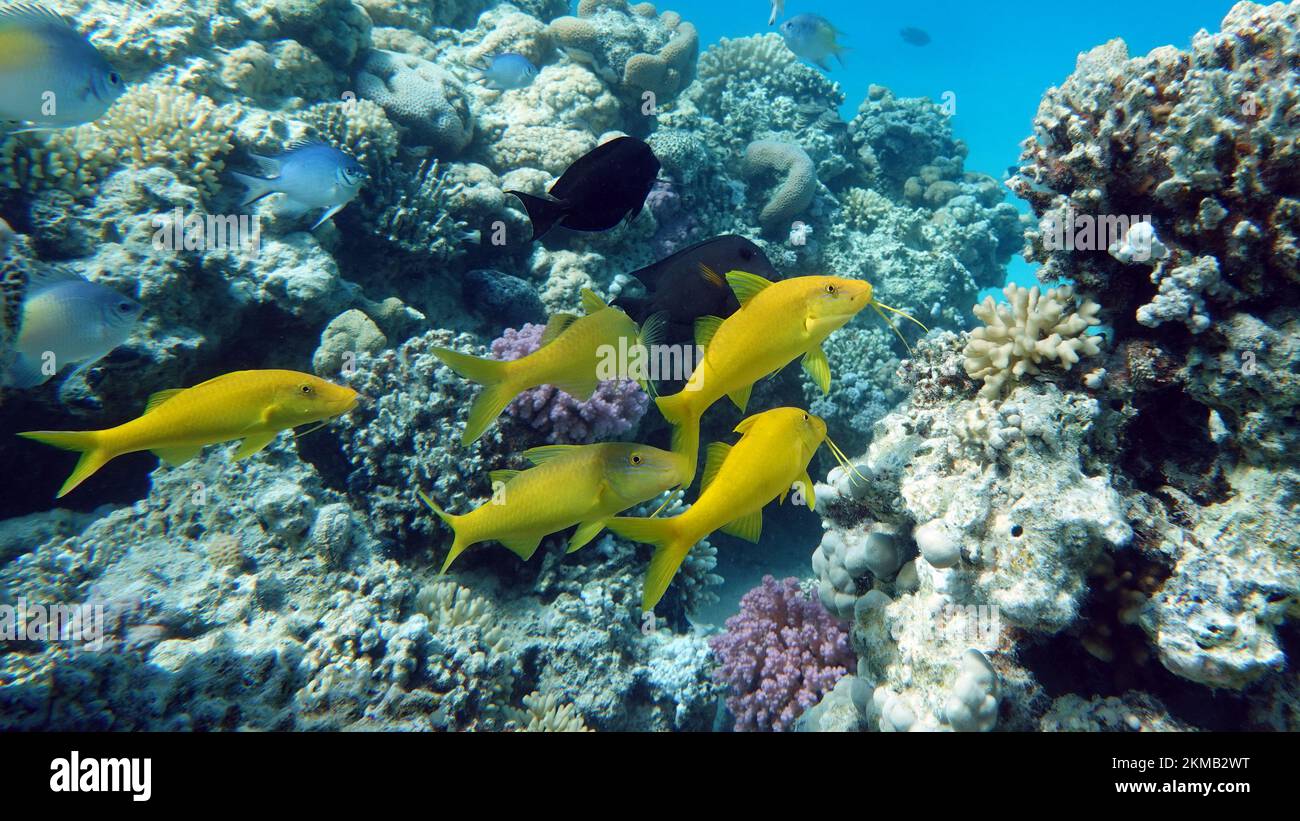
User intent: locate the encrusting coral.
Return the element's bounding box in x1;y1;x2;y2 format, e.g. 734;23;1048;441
963;283;1103;399
742;140;817;235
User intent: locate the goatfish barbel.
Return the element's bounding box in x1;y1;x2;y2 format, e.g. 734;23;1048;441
417;442;690;572
608;407;860;611
656;271;926;482
19;369;359;498
431;289;665;446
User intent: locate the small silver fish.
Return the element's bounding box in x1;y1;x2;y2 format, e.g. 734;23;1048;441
231;141;368;230
0;3;126;129
779;14;848;71
476;53;538;91
6;266;142;388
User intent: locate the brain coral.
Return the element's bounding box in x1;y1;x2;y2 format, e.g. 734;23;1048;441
548;0;698;108
355;50;473;154
963;284;1103;399
742;140;817;234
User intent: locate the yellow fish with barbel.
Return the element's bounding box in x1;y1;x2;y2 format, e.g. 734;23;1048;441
656;271;925;482
608;406;860;611
431;289;664;446
19;369;360;497
417;442;690;572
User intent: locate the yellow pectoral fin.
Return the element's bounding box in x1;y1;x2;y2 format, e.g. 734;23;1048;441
567;519;607;553
232;431;278;460
152;444;204;467
497;533;545;561
797;472;815;510
802;345;831;394
720;509;763;543
726;382;753;413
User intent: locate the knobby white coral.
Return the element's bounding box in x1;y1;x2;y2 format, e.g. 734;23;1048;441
963;284;1102;398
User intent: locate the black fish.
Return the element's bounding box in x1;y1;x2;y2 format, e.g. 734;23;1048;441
900;27;931;46
613;235;780;347
506;137;661;241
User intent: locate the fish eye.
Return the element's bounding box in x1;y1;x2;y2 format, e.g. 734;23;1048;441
299;384;314;396
117;301;134;313
825;284;837;294
802;412;809;421
629;453;643;466
109;72;122;86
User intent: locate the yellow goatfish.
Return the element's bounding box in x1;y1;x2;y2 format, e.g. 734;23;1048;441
19;369;360;498
417;442;690;572
608;407;833;612
656;271;925;482
432;289;664;446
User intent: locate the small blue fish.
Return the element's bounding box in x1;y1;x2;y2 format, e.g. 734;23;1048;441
779;14;848;71
475;53;537;91
231;141;368;230
0;4;126;129
6;267;142;388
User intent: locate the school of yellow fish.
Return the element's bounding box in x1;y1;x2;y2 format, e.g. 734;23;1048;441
19;266;920;611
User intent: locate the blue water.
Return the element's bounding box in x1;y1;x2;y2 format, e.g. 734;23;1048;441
688;0;1235;290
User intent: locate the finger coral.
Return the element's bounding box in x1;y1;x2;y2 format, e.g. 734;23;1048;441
963;283;1102;399
709;575;853;731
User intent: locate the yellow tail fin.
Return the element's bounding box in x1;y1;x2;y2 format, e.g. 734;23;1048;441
18;430;111;499
431;347;516;445
655;392;701;485
607;516;694;612
416;489;468;573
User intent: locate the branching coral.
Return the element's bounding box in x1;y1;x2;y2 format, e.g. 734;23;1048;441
709;575;853;731
516;690;591;731
963;284;1102;399
98;85;240;197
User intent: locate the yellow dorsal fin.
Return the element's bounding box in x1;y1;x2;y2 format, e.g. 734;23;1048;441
580;288;608;314
523;445;583;466
694;316;724;352
802;345;831;394
700;442;731;494
698;263;724;288
727;382;753;413
734;414;759;436
488;469;521;485
144;388;185;414
725;270;772;308
721;509;763;542
539;313;578;347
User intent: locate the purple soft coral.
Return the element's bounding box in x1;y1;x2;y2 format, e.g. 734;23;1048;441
709;575;854;732
490;323;649;444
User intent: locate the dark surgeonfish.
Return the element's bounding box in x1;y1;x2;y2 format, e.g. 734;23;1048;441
900;27;931;46
506;137;661;241
614;235;780;348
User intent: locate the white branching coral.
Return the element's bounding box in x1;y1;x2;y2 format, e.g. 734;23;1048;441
963;284;1102;399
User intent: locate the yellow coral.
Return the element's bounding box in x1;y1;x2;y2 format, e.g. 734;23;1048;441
98;85;239;196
